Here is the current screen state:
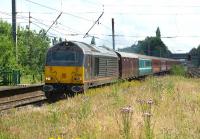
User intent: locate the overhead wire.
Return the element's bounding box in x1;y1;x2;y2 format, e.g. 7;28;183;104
1;11;200;39
105;4;200;8
58;23;83;34
22;0;113;33
30;16;83;35
0;11;58;38
17;11;102;14
17;1;108;37
24;0;94;22
0;11;12;16
31;20;66;36
105;12;200;15
0;10;113;45
11;13;65;38
83;0;103;7
31;16;82;35
29;21;58;37
15;11;200;16
4;13;200;39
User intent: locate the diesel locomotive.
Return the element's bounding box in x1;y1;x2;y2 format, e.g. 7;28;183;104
43;41;179;100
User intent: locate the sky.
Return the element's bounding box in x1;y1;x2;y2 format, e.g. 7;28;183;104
1;0;200;53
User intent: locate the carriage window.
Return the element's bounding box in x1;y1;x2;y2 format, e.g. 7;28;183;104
145;61;151;67
146;61;149;67
94;58;99;76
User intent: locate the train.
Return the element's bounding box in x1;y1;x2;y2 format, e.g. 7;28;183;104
43;41;180;100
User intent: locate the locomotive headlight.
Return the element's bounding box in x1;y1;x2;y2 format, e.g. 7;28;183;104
45;77;52;81
74;76;82;81
74;77;82;81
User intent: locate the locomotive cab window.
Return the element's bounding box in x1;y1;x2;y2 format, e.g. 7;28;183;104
46;42;84;66
52;50;76;62
94;58;99;76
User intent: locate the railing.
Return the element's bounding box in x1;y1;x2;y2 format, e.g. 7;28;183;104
0;70;20;85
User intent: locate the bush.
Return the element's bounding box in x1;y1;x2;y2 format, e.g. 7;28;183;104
170;65;186;76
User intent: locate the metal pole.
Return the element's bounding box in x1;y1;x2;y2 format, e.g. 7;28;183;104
28;12;31;47
148;41;150;56
28;11;31;31
12;0;17;62
112;18;115;50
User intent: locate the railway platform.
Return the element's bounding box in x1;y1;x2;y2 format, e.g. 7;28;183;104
0;84;43;92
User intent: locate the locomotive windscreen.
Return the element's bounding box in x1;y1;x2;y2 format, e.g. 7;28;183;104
52;50;76;62
46;42;84;66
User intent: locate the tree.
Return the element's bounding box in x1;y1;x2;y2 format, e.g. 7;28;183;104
189;48;198;55
156;27;161;38
0;20;50;74
0;20;17;70
197;45;200;54
189;45;200;56
119;36;171;57
59;37;62;42
189;45;200;67
119;27;171;57
137;37;170;57
52;37;58;45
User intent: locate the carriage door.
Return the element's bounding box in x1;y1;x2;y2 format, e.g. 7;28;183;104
85;55;92;81
94;57;99;78
89;55;93;80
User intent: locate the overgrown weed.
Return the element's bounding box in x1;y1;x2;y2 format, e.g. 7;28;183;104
120;106;133;139
77;96;91;120
0;76;200;138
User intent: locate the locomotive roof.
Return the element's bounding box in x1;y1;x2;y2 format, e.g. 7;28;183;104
72;41;118;57
49;41;118;57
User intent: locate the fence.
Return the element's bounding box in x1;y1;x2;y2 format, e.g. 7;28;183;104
0;70;20;85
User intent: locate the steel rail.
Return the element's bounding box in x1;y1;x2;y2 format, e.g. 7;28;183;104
0;84;46;111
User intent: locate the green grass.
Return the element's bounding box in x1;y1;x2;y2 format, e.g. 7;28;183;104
0;76;200;139
20;74;44;84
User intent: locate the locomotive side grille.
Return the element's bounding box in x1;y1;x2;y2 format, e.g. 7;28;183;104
98;57;118;77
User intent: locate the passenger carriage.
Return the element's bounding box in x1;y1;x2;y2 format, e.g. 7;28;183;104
116;51;139;80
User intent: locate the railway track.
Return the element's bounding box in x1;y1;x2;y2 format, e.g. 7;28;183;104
0;85;46;111
187;67;200;78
